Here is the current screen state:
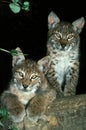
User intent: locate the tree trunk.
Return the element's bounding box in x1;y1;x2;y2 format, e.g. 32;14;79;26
16;94;86;130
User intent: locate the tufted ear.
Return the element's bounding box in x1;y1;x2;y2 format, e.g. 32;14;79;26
12;47;25;67
37;56;50;74
72;17;85;34
48;11;60;29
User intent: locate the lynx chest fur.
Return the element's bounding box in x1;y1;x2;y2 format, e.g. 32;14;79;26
49;50;79;86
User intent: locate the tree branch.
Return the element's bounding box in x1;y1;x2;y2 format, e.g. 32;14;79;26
16;94;86;130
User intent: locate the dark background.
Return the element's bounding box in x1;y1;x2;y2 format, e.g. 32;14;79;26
0;0;86;94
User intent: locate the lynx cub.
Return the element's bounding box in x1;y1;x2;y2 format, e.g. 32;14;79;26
0;47;56;123
41;11;85;97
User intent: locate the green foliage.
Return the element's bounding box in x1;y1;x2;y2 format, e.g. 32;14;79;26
22;1;30;12
0;106;8;125
9;2;21;14
0;105;18;130
0;106;8;118
0;48;28;56
9;0;30;13
0;106;8;127
0;0;30;13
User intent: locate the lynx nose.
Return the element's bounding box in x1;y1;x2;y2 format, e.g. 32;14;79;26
23;85;28;89
61;44;65;48
60;39;67;48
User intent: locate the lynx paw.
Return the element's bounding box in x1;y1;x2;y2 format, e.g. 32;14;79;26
9;103;26;123
26;95;45;122
1;92;26;123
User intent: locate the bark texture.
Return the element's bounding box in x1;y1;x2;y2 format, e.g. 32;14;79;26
16;94;86;130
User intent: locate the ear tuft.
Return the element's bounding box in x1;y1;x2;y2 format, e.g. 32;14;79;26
48;11;60;29
12;47;25;67
37;56;50;73
72;17;85;34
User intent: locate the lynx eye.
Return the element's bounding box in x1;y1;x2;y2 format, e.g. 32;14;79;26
67;33;74;40
30;73;38;80
55;31;62;39
15;70;25;79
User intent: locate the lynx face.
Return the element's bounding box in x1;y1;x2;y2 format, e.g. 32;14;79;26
9;47;51;105
48;11;85;52
48;22;80;51
12;59;43;93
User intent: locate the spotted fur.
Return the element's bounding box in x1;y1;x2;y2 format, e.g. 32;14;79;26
43;11;85;97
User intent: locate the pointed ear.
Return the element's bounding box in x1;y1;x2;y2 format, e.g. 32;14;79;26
12;47;25;67
48;11;60;29
37;56;50;74
72;17;85;34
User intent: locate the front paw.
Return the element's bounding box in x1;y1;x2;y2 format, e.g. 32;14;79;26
9;102;26;123
26;95;45;122
1;93;26;122
28;95;45;113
